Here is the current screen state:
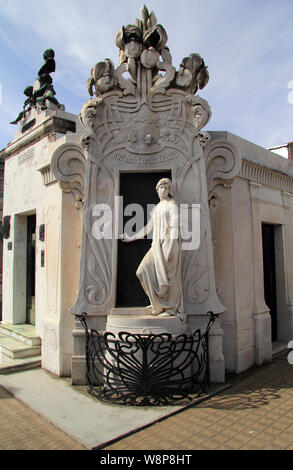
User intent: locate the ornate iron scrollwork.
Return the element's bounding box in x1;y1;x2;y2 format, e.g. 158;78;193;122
77;312;217;406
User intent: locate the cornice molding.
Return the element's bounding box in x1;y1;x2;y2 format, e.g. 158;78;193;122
240;159;293;194
38;164;57;186
0;116;76;160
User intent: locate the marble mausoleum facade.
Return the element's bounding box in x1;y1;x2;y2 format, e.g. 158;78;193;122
1;6;293;385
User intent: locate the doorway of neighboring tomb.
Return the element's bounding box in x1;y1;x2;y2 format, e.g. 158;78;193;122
262;223;277;342
116;171;171;307
26;214;36;325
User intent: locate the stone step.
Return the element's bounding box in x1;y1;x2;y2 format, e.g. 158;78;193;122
0;333;41;359
0;324;41;347
272;341;288;357
0;355;41;374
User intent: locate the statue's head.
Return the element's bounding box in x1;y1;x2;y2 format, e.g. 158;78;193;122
43;49;55;60
24;86;33;97
156;178;173;198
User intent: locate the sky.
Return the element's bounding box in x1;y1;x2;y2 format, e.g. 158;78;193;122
0;0;293;152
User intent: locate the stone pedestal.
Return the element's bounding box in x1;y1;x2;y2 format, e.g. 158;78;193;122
107;308;190;336
104;309;206;396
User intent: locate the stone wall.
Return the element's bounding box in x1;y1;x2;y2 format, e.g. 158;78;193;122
0;108;84;376
209;131;293;373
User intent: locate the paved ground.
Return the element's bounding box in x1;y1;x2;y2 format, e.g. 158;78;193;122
105;352;293;450
0;367;192;449
0;351;292;450
0;386;86;450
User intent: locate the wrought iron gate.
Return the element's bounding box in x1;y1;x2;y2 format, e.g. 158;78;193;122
77;312;217;406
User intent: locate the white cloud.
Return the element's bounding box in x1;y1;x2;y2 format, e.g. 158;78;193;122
0;0;293;149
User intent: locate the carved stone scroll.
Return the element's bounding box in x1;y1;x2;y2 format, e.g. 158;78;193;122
51;143;86;207
204;138;241;197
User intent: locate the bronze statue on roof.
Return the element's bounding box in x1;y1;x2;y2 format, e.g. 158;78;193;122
10;48;62;125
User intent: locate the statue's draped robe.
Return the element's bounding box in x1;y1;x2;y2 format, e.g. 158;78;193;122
136;199;185;319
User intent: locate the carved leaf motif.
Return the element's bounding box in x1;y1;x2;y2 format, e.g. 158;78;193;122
176;152;201;202
181;229;210;304
143;24;168;51
134;18;143;31
83;161;114;307
114;26;124;49
149;12;157;28
115;64;138;96
141;4;149;31
151;61;176;94
177;154;210;304
198;66;209;90
84;201;113;307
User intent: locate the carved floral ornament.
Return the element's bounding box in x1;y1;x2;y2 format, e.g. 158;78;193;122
50;6;242;216
82;4;211;134
86;7;209;98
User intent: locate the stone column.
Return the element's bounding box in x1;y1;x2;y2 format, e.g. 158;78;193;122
250;182;272;365
281;191;293;341
10;215;27;324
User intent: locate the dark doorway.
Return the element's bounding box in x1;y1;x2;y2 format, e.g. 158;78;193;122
26;215;36;325
116;171;171;307
262;223;277;341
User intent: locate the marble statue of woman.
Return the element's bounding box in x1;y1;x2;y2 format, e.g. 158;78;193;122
121;178;186;322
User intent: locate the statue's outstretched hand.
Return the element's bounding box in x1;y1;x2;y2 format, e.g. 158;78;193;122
120;233;133;243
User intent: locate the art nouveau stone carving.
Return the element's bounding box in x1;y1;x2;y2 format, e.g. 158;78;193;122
204;138;241;198
51;143;86;208
176;53;209;94
87;59;117;97
52;4;224;320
